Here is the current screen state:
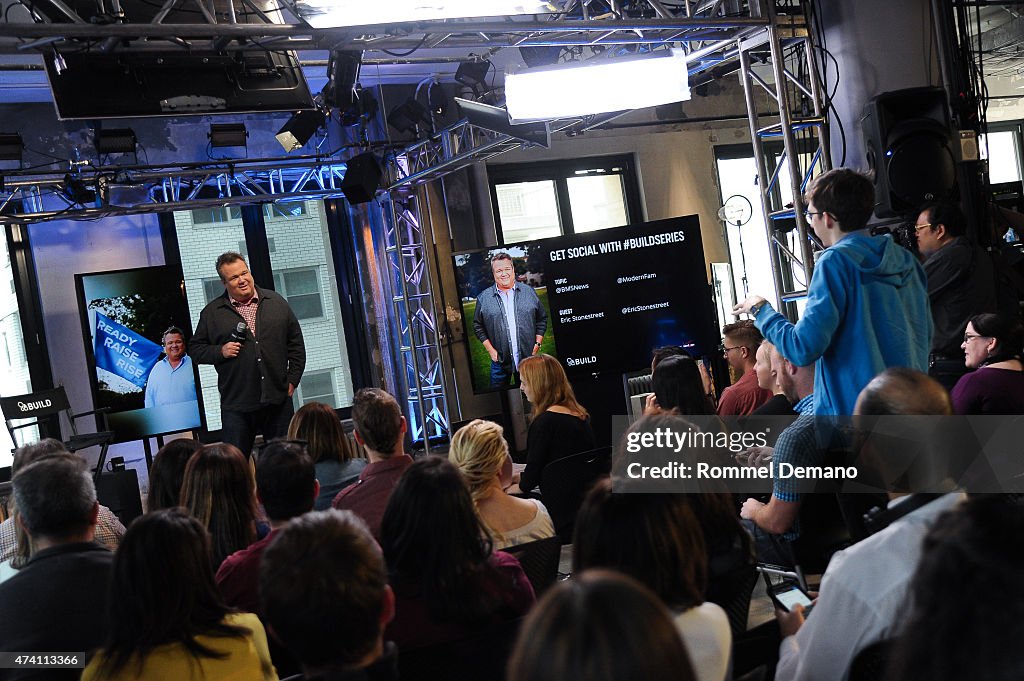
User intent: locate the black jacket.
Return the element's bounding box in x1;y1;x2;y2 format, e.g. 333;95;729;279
0;542;113;681
190;287;306;412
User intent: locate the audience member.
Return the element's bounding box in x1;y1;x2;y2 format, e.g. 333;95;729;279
0;455;113;681
774;368;964;681
82;508;276;681
331;388;412;538
217;440;317;616
914;201;998;389
885;497;1024;681
716;320;772;416
261;510;397;681
0;439;124;567
146;438;203;512
739;347;820;566
651;344;714;399
449;419;554;550
288;401;368;510
181;443;260;568
381;456;535;650
736;168;932;416
749;341;797;417
573;479;730;681
506;571;696;681
649;354;717;416
951;312;1024;414
513;353;596;495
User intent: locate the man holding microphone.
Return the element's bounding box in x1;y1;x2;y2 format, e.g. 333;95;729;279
191;251;306;455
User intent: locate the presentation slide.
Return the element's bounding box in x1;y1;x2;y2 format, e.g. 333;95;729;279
76;265;204;442
454;215;719;394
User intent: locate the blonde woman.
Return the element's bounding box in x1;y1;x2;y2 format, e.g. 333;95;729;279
513;353;596;495
449;419;555;550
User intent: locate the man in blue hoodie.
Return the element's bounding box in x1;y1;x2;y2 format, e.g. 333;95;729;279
734;169;932;416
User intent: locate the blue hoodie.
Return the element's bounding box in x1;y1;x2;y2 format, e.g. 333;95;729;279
754;232;932;416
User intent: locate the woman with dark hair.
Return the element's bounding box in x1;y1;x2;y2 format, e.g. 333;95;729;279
82;508;277;681
180;444;260;568
951;312;1024;414
507;571;696;681
573;479;731;681
381;456;535;650
650;354;717;416
287;401;368;509
886;497;1024;681
147;438;203;513
513;353;596;494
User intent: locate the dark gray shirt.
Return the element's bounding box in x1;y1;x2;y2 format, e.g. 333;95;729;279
473;283;547;370
924;237;997;357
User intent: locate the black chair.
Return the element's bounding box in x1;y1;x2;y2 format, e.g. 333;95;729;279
707;556;759;640
0;386;114;480
503;535;562;596
539;446;612;543
397;616;524;681
848;638;894;681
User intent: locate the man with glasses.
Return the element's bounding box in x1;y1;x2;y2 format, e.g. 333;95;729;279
717;319;772;416
914;202;997;390
735;168;931;416
191;251;306;455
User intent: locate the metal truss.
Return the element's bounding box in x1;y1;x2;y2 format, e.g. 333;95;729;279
0;0;769;65
737;0;829;315
382;192;449;452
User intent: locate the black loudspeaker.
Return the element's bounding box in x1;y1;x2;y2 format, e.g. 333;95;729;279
862;86;958;218
341;152;382;205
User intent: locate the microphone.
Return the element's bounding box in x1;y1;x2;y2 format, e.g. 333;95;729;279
230;321;247;344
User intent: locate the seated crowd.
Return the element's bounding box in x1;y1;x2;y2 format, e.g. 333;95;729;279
1;176;1022;679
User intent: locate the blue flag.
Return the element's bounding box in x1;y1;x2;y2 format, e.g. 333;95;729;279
93;312;163;389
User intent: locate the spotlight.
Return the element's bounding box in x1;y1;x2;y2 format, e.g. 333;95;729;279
0;133;23;162
61;173;96;205
209;123;248;148
519;45;562;68
275;109;326;152
95;128;138;154
427;82;448;116
455;98;550;148
324;50;362;109
340;87;379;126
455;60;491;97
340;152;382;205
387;98;431;134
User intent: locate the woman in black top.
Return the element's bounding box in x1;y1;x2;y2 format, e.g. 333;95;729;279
514;354;596;494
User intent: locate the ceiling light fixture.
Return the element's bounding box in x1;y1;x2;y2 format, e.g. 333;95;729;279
275;109;326;152
293;0;556;29
505;48;691;123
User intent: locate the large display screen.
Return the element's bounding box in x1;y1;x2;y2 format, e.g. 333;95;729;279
453;215;719;393
75;265;204;441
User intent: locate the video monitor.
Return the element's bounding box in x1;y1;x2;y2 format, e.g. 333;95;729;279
453;215;720;394
76;265;204;441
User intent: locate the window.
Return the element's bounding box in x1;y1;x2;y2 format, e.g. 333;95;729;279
264;202;308;219
0;231;34;461
295;370;336;408
202;277;224;304
272;268;324;320
191;206;242;225
488;155;642;244
980;129;1022;184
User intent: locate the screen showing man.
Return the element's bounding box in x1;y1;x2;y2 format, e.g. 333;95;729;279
473;252;547;387
144;327;198;408
190;252;306;456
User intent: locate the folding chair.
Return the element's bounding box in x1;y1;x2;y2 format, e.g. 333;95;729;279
0;386;114;480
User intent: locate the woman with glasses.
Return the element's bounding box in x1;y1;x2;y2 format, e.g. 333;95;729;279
951;312;1024;414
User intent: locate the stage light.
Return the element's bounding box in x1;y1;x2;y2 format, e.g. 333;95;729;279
455;98;550;148
293;0;555;29
387;98;431;134
341;152;382;205
505;48;691;123
209;123;248;148
0;133;23;162
455;60;491;96
340;87;379;126
428;82;448;116
94;128;138;154
275;109;326;152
